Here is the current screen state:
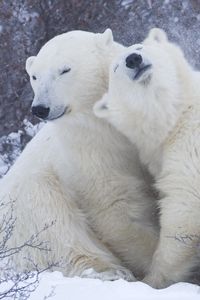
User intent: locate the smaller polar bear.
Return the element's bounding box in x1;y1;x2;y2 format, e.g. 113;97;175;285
94;28;200;288
0;29;158;281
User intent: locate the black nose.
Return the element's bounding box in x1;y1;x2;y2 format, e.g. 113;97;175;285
32;105;50;119
126;53;142;69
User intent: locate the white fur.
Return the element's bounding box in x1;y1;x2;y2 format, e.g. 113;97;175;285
94;28;200;287
0;29;158;281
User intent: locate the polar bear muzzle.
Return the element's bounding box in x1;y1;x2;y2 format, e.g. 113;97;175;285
125;53;152;81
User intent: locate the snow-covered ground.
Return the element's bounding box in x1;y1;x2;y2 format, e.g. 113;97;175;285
29;271;200;300
0;122;200;299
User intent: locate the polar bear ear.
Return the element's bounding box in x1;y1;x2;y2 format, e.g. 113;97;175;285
93;95;110;119
102;28;114;45
26;56;36;74
96;28;114;46
146;28;168;43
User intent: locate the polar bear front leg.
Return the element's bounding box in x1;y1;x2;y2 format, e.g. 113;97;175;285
63;202;135;281
143;195;200;288
8;171;134;281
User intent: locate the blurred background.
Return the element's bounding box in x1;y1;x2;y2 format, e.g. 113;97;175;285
0;0;200;170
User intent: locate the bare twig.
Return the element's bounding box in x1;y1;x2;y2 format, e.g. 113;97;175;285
0;199;60;299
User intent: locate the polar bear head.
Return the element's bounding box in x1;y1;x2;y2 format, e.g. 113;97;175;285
94;28;195;168
26;29;122;120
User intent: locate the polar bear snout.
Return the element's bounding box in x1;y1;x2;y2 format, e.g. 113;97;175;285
32;105;50;119
126;53;142;69
125;52;152;82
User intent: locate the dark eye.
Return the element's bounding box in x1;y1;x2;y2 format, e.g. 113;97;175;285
60;68;71;75
32;75;37;80
136;47;142;50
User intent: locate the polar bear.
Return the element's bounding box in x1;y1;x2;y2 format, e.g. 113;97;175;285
94;28;200;287
0;29;158;281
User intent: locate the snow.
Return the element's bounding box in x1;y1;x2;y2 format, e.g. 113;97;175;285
13;6;39;23
121;0;134;9
0;130;22;177
0;156;9;176
28;271;200;300
0;120;43;177
23;119;44;138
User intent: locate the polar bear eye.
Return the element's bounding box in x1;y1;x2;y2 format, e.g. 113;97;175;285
32;75;37;80
60;68;71;75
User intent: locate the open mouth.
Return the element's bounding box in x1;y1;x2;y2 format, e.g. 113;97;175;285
133;64;152;80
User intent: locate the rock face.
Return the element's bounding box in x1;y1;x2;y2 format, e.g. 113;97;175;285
0;0;200;136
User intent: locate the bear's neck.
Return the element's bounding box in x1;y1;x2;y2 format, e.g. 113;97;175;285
130;88;194;177
111;85;187;178
140;70;199;177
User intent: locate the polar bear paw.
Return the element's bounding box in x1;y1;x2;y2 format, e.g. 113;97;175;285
80;267;136;282
143;273;173;289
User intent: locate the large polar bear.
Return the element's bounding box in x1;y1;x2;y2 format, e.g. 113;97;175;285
0;29;158;281
94;28;200;287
